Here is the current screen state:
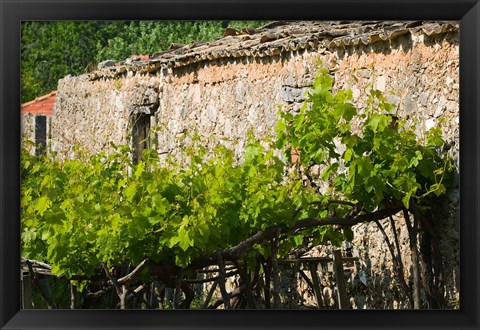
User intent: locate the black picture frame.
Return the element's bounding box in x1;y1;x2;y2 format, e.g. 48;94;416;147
1;0;479;329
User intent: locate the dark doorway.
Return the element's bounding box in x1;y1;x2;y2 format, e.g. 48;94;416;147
131;113;151;164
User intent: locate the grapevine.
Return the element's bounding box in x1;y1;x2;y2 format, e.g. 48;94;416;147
21;67;454;309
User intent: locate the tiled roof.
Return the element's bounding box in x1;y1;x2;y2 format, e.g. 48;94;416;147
21;91;56;115
91;20;458;79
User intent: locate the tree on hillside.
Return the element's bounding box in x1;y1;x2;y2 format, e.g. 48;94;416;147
21;21;100;102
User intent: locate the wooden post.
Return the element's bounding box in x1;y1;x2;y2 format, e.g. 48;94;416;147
70;281;76;309
22;274;34;309
141;283;148;309
174;272;182;309
150;281;163;309
120;285;128;309
332;250;349;309
242;258;256;309
40;277;57;309
216;249;231;309
263;261;271;309
271;230;281;309
307;262;324;309
202;279;218;309
404;210;421;309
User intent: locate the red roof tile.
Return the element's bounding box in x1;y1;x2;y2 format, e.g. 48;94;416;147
21;91;56;115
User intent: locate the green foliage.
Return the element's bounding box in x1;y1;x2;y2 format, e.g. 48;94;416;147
21;65;454;284
95;21;267;61
21;21;100;102
21;21;267;102
21;133;323;275
276;67;454;212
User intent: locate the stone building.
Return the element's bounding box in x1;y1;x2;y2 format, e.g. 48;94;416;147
21;90;56;156
21;21;460;309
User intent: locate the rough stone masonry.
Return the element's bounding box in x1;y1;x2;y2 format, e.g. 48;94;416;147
23;21;460;309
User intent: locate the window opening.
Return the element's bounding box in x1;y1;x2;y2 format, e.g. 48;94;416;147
34;115;47;156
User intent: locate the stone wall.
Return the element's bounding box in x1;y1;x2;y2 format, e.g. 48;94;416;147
51;75;160;158
45;22;459;309
295;30;460;309
155;51;318;160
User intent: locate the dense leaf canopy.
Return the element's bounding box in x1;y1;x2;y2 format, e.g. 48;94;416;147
21;68;453;281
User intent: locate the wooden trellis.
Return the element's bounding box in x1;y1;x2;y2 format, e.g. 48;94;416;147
21;251;357;309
